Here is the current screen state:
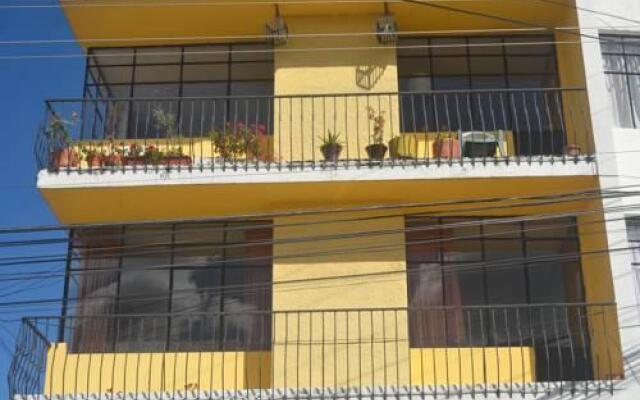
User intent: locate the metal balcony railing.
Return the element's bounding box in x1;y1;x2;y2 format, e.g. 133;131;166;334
9;303;621;399
35;89;594;175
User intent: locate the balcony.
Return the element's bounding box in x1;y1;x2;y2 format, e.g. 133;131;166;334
10;303;621;400
36;88;595;186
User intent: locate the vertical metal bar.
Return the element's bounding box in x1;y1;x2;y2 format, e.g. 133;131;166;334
58;229;74;342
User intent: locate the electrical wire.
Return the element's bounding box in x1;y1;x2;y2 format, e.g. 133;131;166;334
3;183;637;234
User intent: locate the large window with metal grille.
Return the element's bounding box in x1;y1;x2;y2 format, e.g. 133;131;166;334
405;216;590;381
66;221;272;353
81;43;274;139
601;34;640;128
396;35;565;156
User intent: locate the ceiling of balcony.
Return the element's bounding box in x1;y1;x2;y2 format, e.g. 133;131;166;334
62;0;580;48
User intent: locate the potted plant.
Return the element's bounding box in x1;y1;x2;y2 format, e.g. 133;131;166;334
319;130;343;162
209;122;249;161
124;143;145;166
144;144;165;165
104;139;125;167
246;124;273;162
433;132;461;159
366;107;387;161
46;112;80;170
81;146;105;169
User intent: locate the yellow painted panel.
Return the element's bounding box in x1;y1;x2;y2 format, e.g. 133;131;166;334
410;347;536;386
44;343;271;395
40;176;600;225
389;131;515;159
62;1;577;48
272;213;408;388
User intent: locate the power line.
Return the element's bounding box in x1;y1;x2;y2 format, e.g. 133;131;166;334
536;0;640;25
3;184;636;233
0;192;633;267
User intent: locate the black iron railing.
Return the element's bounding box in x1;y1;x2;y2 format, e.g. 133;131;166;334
9;303;621;399
35;89;594;174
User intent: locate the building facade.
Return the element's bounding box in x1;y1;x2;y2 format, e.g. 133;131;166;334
9;0;640;399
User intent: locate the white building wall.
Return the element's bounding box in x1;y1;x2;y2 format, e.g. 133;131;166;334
578;1;640;398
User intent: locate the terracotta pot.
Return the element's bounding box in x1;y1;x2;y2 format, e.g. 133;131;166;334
50;148;80;170
247;135;273;162
564;144;581;157
86;155;103;169
104;153;123;167
433;138;461;159
164;156;192;166
365;143;388;161
320;144;342;162
123;156;147;166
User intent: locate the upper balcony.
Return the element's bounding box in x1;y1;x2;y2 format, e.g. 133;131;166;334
37;88;595;184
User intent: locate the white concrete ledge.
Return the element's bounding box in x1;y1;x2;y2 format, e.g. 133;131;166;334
37;158;597;190
13;382;620;400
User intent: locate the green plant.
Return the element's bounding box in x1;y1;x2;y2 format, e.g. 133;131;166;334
366;106;386;145
152;107;178;137
319;130;343;147
81;146;105;164
46;112;78;145
144;145;165;164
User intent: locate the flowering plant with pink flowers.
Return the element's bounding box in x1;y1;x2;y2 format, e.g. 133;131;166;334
209;121;268;160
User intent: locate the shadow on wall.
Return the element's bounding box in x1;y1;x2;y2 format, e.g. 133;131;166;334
356;64;388;90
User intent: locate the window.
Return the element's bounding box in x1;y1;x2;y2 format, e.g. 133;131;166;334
396;36;564;156
406;216;589;380
626;218;640;303
67;221;272;353
82;44;274;138
601;35;640;128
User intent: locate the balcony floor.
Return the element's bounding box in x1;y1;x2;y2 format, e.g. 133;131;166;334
13;382;618;400
38;156;596;189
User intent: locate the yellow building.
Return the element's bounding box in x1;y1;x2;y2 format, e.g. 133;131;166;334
9;1;626;399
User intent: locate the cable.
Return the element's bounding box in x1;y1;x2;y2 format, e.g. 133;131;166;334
0;188;633;269
0;38;595;61
0;206;637;311
4;183;637;233
536;0;640;25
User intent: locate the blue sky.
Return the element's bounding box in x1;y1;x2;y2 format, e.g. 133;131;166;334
0;5;84;398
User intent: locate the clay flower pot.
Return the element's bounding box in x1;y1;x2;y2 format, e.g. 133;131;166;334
366;143;388;161
433;138;461;159
50;148;80;170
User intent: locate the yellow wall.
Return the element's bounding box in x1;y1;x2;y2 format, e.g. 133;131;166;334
273;15;399;162
272;213;409;388
410;347;536;386
44;343;270;395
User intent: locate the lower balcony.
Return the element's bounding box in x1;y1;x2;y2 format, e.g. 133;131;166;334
10;303;622;400
36;89;595;187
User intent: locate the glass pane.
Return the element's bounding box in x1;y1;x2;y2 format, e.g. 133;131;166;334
469;56;505;74
232;43;273;62
134;65;181;83
525;217;576;238
431;38;466;56
504;36;554;55
507;55;556;74
469;37;504;55
603;54;625;73
89;48;133;66
398;38;430;57
600;36;623;54
431;56;469;76
89;66;133;85
232;62;274;80
398;57;431;76
605;73;634;128
628;75;640;126
136;46;181;64
183;44;229;63
182;64;229;82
